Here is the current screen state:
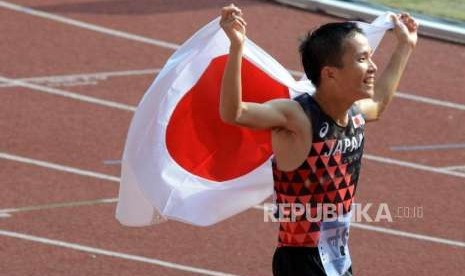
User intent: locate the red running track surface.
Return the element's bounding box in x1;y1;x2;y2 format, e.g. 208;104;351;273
1;0;464;275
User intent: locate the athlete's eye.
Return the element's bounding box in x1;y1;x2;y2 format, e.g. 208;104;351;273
358;57;366;62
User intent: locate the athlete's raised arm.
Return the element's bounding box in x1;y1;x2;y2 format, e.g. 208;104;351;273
219;4;303;130
357;13;418;121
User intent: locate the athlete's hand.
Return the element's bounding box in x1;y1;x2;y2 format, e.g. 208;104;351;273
391;13;419;49
220;4;247;49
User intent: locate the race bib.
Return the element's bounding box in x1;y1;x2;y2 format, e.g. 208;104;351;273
318;211;352;276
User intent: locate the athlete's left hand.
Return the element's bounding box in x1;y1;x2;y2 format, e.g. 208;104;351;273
391;13;419;48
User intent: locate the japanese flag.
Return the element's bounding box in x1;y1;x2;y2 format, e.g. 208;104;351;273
116;14;394;227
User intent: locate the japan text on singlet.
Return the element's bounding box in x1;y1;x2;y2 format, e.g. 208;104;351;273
272;93;366;247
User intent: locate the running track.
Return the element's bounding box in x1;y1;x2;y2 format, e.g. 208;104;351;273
1;0;464;275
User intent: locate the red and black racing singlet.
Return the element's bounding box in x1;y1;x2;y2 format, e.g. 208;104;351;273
272;93;365;247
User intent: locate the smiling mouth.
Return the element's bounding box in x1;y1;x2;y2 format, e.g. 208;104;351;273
363;76;375;85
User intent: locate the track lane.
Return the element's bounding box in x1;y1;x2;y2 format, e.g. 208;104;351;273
1;0;464;275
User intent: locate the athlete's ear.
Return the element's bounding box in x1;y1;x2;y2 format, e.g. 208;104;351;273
320;66;337;84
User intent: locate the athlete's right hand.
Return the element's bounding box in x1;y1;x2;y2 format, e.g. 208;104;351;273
220;4;247;48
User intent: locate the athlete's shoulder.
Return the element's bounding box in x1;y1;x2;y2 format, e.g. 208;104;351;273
292;93;320;118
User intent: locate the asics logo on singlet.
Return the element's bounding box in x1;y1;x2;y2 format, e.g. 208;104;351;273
319;122;329;138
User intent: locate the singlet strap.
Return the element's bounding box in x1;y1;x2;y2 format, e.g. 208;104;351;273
293;93;322;128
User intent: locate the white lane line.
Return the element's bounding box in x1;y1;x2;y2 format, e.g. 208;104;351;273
0;152;120;183
363;154;465;178
0;198;118;216
103;159;122;165
441;165;465;171
1;0;464;112
0;76;136;112
252;205;465;248
0;229;239;276
350;223;465;249
0;1;180;50
395;92;465;111
390;143;465;152
0;68;161;88
2;152;464;249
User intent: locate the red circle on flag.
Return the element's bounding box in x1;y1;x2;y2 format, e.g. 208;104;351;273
166;55;290;182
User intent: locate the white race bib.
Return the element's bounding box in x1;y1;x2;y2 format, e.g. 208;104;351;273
318;211;352;276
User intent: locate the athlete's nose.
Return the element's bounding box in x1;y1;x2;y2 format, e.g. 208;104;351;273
368;58;377;73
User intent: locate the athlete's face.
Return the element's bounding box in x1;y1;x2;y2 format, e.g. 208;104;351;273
336;33;377;100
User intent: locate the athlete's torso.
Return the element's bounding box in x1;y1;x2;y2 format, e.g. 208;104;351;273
272;93;366;247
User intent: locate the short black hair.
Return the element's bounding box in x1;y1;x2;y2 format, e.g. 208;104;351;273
299;22;363;87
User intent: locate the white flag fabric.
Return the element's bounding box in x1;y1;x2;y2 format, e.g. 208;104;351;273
115;13;394;227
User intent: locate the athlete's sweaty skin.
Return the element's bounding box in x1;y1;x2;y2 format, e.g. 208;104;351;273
219;4;418;172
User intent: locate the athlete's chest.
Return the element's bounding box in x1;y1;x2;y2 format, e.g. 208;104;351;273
310;113;366;163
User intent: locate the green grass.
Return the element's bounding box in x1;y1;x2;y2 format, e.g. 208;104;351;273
365;0;465;22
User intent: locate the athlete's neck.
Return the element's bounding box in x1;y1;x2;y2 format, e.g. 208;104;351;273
313;89;353;127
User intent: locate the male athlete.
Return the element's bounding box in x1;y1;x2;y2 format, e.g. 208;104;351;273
219;4;418;276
